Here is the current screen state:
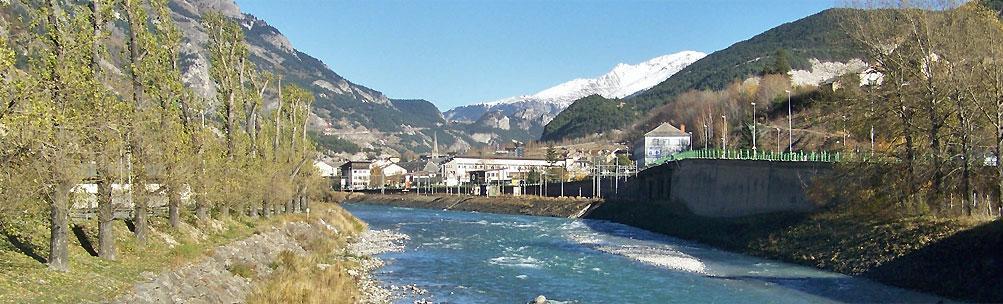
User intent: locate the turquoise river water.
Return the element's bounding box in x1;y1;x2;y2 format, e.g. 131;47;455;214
344;203;949;303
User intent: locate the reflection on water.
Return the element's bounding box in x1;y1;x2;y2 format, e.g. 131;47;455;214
345;203;949;304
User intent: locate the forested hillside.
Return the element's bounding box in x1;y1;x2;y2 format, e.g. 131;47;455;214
541;8;867;142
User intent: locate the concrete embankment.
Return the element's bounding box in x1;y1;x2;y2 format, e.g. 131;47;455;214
342;193;598;218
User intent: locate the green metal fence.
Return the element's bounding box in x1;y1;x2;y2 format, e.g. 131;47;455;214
649;149;846;167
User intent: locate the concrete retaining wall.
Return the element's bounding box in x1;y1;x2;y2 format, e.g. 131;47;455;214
617;159;832;218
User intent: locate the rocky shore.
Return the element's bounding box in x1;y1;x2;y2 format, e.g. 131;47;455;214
343;193;598;218
344;229;427;304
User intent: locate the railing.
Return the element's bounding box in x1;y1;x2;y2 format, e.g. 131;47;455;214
649;149;847;167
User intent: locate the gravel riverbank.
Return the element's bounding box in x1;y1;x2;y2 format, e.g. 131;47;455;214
346;229;432;304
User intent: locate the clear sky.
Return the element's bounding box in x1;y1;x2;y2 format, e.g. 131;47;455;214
237;0;836;110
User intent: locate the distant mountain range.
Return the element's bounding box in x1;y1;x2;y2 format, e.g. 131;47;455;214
444;51;706;124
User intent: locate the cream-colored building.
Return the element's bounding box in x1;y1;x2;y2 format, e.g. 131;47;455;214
440;156;556;186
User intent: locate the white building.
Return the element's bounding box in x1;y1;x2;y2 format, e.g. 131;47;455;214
440;156;556;186
634;123;691;167
339;160;372;190
314;160;338;178
379;163;408;177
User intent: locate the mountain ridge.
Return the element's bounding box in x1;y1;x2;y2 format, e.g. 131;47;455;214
541;8;867;142
444;51;706;123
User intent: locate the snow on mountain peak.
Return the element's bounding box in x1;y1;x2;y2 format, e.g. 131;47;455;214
483;50;706;107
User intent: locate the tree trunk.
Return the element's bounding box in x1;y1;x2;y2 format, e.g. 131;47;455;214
274;77;282;161
167;180;181;228
996;119;1003;215
194;182;208;222
926;102;944;210
301;102;310;155
97;169;116;260
47;178;73;272
261;199;270;218
133;183;148;244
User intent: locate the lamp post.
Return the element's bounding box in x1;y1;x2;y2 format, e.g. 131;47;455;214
751;102;757;152
786;90;793;152
703;123;709;150
688;132;693;150
776;127;781;153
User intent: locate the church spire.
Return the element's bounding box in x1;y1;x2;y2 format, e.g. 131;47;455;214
432;131;439;158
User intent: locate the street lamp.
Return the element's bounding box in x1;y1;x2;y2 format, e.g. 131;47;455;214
751;102;757;152
688;132;693;150
776;127;781;153
703;123;709;150
785;90;793;152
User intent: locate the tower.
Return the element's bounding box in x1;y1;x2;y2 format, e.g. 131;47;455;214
432;131;439;158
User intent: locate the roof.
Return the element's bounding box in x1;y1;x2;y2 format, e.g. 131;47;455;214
645;123;688;137
451;155;549;161
340;161;372;170
398;160;437;173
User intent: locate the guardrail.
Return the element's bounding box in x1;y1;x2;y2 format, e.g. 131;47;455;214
649;149;847;167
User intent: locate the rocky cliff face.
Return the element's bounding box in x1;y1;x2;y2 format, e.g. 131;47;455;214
164;0;475;157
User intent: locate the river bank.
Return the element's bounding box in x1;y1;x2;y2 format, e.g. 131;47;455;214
0;202;386;304
588;199;1003;302
341;192;598;218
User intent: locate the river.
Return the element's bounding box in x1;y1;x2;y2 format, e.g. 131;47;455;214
344;203;949;303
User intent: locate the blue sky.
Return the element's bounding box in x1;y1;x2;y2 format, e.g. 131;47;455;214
237;0;835;110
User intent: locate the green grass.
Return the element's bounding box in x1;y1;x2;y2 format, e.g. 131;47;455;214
0;204;364;304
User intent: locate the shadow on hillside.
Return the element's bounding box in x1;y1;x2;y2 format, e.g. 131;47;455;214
71;225;98;257
864;219;1003;302
2;233;45;264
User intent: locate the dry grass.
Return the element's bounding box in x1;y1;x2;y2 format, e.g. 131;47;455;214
246;203;366;304
247;251;360;304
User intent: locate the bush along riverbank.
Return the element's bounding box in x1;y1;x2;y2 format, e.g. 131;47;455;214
586;199;1003;302
0;203;385;304
341;192;599;218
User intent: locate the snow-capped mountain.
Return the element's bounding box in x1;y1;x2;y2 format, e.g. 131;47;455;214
444;51;707;123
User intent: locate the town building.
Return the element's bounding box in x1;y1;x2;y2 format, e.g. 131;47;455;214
313;160;338;178
634;123;691;167
371;163;408;188
339;160;372;190
440;156;555;186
